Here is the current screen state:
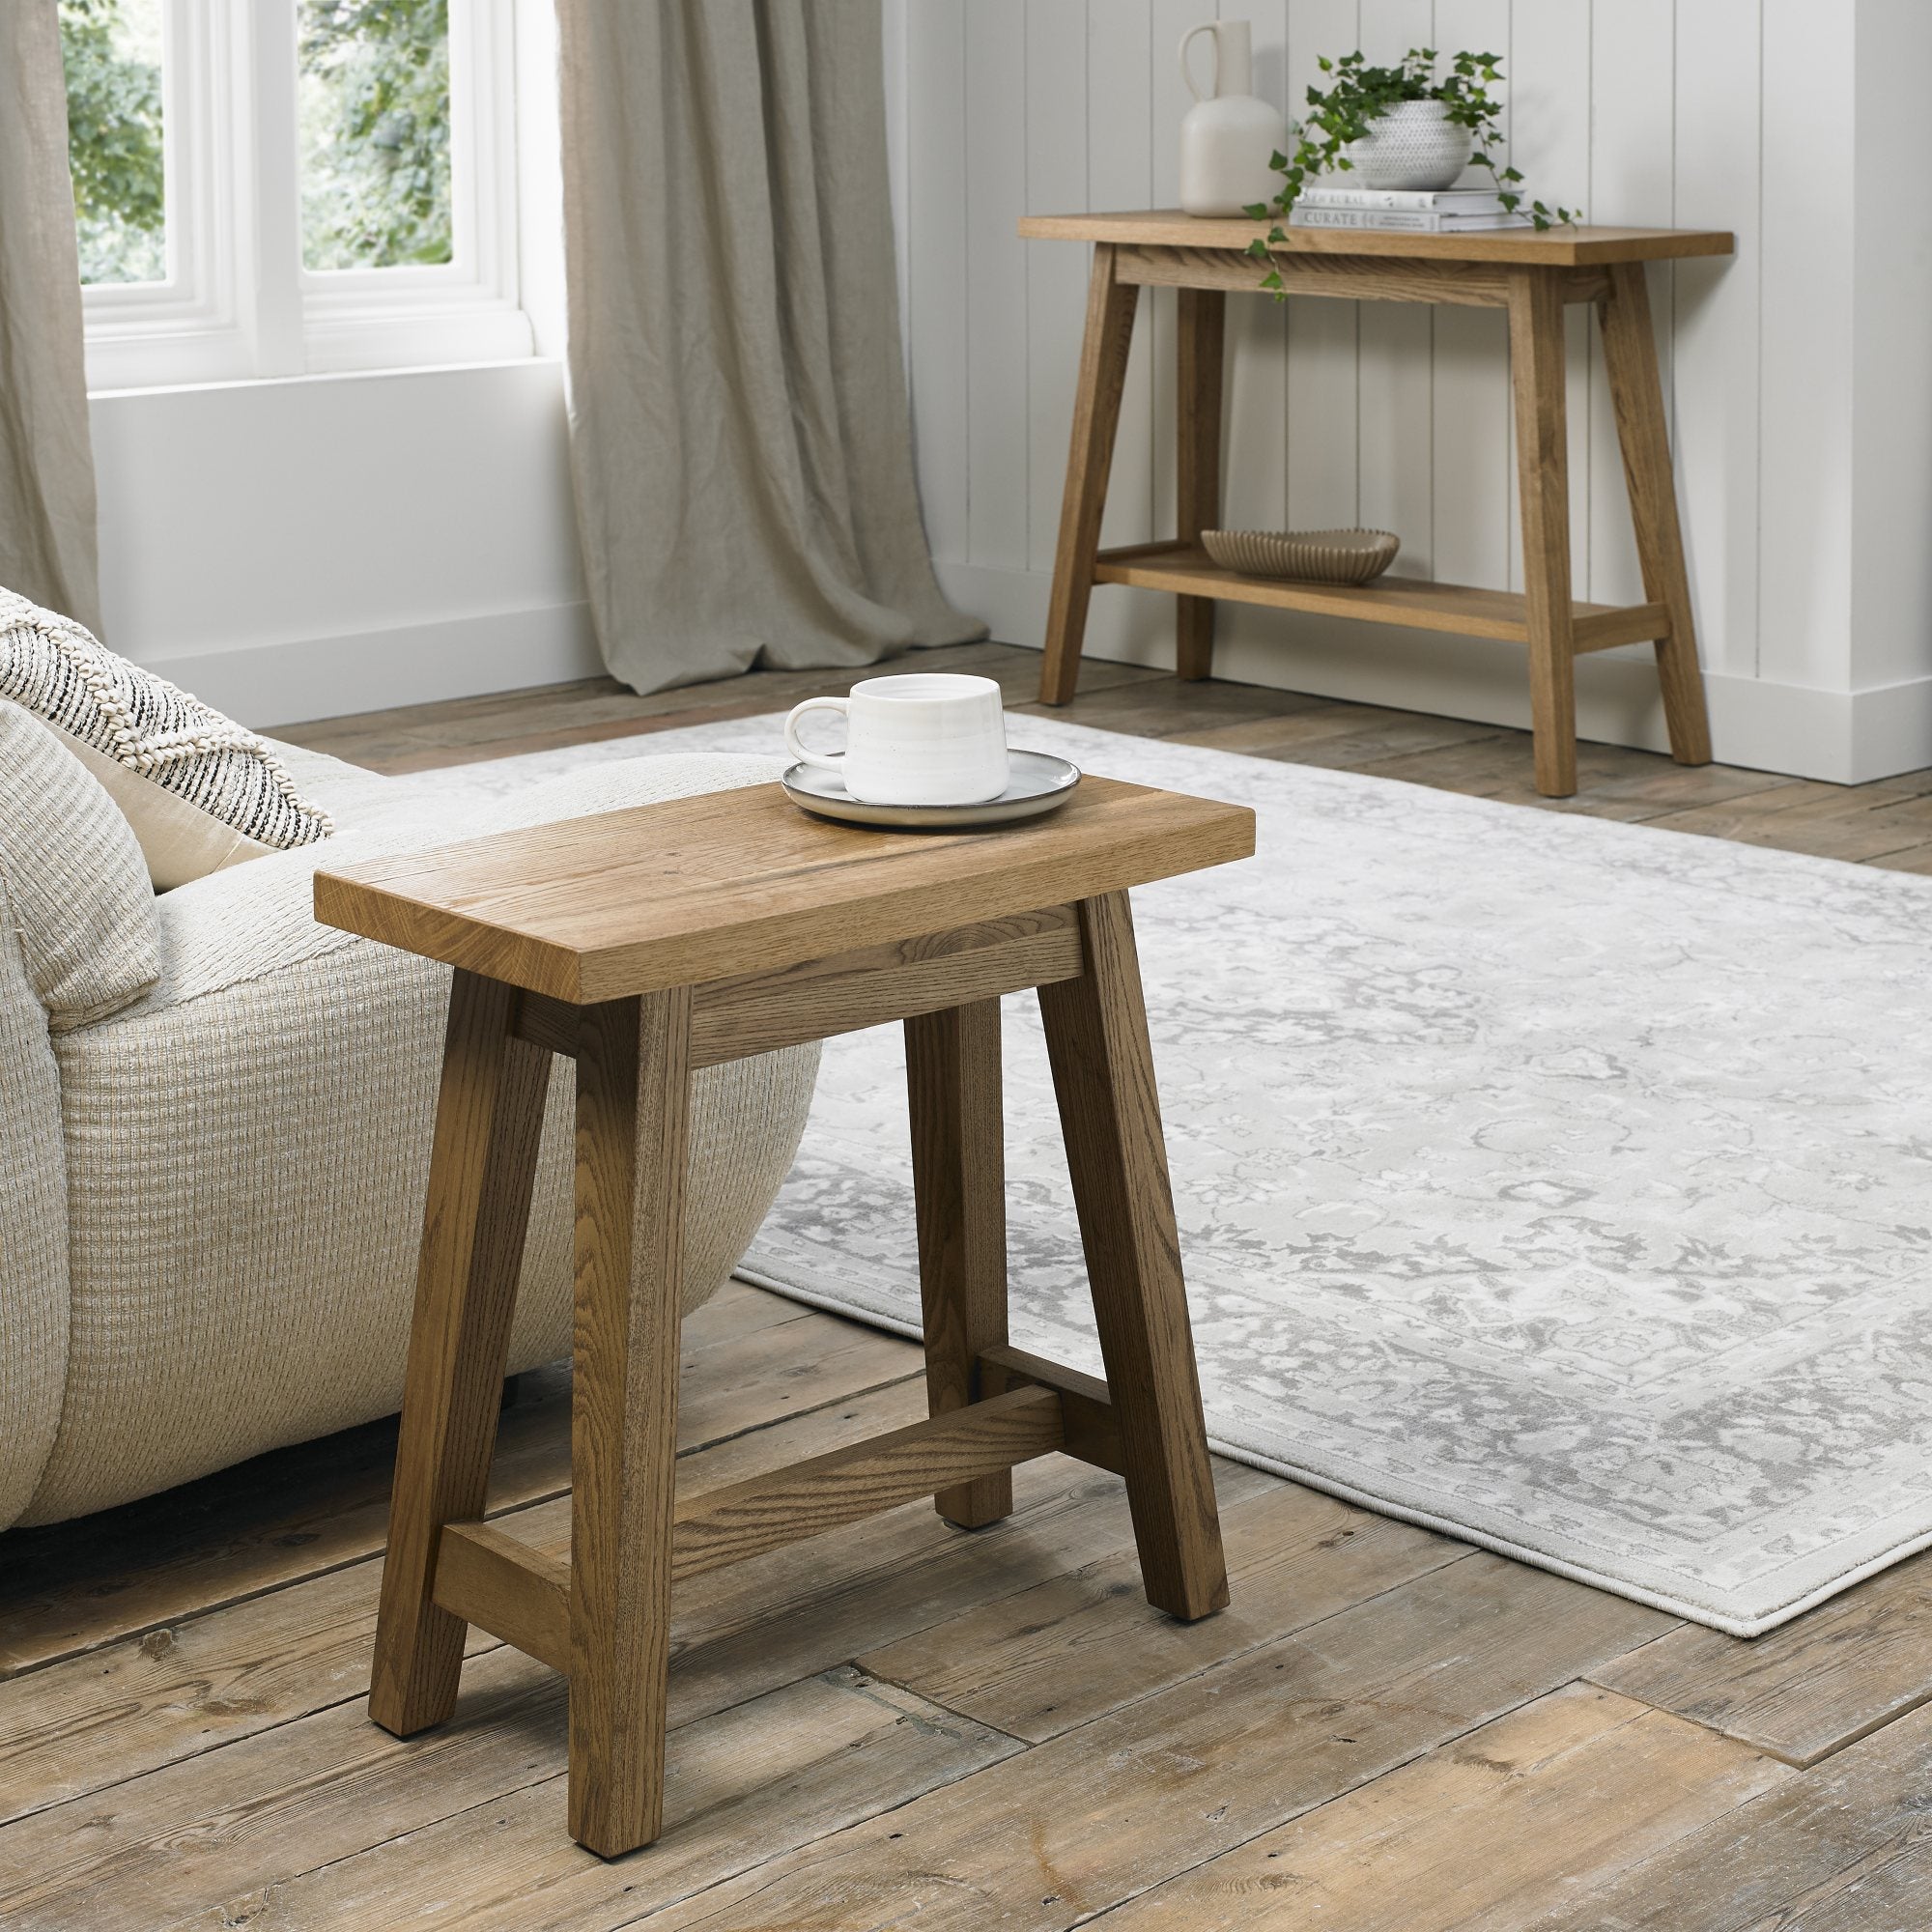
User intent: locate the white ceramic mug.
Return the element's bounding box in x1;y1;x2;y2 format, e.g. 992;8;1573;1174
784;672;1010;806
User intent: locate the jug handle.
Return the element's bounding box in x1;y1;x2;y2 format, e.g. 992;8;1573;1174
1179;22;1219;104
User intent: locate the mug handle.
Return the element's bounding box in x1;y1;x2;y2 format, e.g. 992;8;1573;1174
784;696;849;772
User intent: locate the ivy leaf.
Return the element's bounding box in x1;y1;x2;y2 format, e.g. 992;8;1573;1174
1242;202;1269;219
1261;270;1283;289
1268;149;1289;171
1246;238;1269;259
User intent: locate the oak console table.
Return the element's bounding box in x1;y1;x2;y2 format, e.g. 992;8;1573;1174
1021;210;1734;798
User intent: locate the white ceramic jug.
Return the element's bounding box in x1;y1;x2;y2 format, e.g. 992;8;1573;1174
1178;20;1287;216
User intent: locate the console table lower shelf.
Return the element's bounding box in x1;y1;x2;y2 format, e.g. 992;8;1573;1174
1094;540;1674;655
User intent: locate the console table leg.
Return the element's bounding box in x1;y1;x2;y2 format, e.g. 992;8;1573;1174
1176;287;1226;683
906;999;1012;1529
567;989;693;1859
1040;244;1141;706
1508;269;1579;799
1600;262;1714;768
370;971;552;1739
1038;892;1229;1621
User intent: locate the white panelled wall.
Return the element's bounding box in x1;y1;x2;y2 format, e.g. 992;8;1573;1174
885;0;1932;782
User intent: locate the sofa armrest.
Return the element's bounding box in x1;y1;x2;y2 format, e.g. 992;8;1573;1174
27;751;816;1523
0;702;127;1522
0;865;72;1530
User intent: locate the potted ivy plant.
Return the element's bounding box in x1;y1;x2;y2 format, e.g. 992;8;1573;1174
1243;47;1577;289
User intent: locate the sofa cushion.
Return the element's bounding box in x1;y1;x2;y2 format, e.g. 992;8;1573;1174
0;588;333;891
0;699;160;1030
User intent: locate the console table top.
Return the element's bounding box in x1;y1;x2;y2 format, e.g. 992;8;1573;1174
1019;208;1734;267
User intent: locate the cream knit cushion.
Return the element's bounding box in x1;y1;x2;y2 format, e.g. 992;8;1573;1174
0;878;74;1531
19;751;819;1523
0;700;160;1029
0;588;333;892
0;700;163;1525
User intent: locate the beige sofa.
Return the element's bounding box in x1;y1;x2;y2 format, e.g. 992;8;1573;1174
0;704;818;1529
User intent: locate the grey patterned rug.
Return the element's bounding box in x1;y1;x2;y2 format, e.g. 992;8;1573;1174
470;710;1932;1635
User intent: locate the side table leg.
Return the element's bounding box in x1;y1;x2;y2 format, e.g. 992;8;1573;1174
1176;286;1226;683
1507;268;1580;799
906;999;1011;1529
1039;243;1141;706
1600;261;1714;767
1037;892;1229;1621
370;970;553;1738
568;989;693;1859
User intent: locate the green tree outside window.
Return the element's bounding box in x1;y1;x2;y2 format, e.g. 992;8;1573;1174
60;0;165;286
59;0;455;290
300;0;454;271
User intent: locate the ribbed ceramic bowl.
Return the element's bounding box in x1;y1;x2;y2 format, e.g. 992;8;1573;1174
1202;526;1401;586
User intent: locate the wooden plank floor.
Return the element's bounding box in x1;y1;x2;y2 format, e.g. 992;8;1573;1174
8;645;1932;1928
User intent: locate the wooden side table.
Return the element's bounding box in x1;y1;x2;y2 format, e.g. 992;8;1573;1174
315;775;1254;1859
1021;210;1735;798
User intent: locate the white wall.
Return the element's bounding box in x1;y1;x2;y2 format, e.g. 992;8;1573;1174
886;0;1932;782
89;0;586;732
1853;0;1932;703
91;359;594;728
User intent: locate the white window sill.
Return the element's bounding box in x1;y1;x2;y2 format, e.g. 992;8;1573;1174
87;353;562;404
83;305;538;396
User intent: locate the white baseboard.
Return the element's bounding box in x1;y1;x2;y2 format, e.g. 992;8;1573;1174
140;601;604;731
933;559;1932;786
130;563;1932;785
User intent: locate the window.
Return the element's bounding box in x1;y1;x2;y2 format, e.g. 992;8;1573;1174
61;0;167;287
61;0;530;390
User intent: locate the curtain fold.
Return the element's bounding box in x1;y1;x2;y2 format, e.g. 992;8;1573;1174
0;3;100;635
555;0;982;696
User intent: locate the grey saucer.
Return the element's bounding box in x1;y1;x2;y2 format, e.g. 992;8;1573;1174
781;749;1081;830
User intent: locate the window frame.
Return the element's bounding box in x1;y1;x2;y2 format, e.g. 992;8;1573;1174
77;0;531;392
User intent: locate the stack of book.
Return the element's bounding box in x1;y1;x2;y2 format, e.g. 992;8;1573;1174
1289;185;1532;233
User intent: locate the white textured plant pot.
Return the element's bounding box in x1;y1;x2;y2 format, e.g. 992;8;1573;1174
1344;99;1473;190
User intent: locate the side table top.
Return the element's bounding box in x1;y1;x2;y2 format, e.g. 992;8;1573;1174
1018;209;1734;268
315;777;1256;1004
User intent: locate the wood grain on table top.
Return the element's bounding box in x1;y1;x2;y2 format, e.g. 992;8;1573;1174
1018;209;1734;267
314;777;1256;1004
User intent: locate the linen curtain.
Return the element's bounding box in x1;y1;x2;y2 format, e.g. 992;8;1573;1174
554;0;982;695
0;3;100;635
